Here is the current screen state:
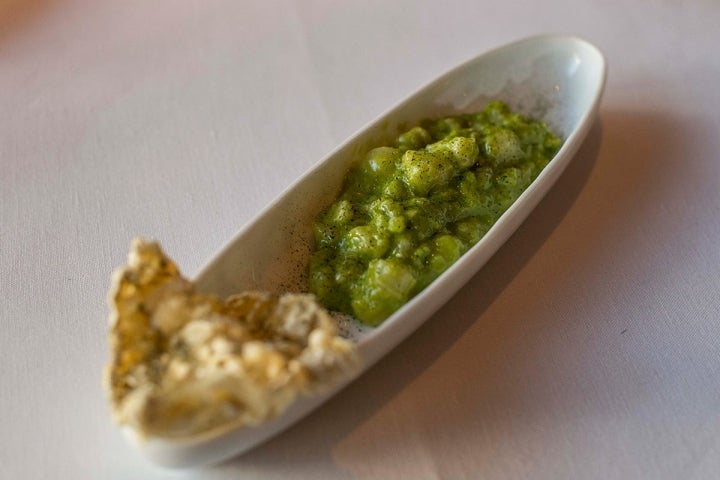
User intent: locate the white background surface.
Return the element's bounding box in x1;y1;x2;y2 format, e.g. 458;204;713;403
2;0;719;478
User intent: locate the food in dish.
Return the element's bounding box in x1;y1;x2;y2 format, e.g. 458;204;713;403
309;101;562;325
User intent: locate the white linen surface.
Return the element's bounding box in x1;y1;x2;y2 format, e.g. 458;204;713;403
1;1;719;478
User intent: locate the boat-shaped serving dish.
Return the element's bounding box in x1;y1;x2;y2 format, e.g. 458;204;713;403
130;34;606;468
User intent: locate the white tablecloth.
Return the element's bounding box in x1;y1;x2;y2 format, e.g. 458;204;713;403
2;1;719;478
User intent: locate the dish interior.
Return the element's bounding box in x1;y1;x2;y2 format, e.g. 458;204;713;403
194;36;604;338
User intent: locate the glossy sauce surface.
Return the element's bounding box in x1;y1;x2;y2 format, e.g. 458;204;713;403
309;101;562;325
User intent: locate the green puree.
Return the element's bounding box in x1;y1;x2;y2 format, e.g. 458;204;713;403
309;101;562;326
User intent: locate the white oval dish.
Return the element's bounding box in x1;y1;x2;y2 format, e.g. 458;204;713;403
130;34;606;468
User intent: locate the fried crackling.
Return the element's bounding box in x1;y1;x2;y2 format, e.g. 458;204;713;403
104;239;358;439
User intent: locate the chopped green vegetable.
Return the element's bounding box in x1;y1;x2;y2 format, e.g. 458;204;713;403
309;101;562;325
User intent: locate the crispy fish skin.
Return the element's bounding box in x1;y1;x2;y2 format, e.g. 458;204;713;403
105;239;358;439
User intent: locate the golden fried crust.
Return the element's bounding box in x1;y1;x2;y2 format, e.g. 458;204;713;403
105;239;358;439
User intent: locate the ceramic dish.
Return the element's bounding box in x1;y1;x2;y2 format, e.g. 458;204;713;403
130;34;606;468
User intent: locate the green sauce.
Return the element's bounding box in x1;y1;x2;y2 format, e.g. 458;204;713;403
309;101;562;326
